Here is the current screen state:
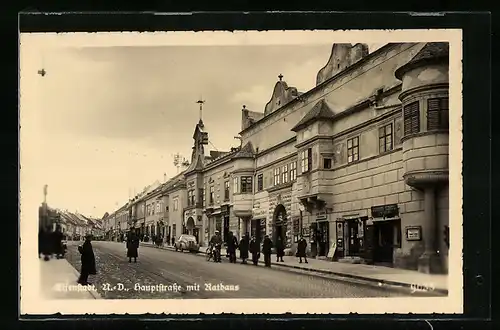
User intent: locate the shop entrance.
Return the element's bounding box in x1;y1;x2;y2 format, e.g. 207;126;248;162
273;204;287;245
317;221;329;257
347;219;361;256
223;216;230;244
372;220;400;265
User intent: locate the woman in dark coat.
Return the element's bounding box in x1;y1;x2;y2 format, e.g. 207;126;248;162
227;231;239;263
249;236;260;265
77;234;96;285
275;236;285;262
238;233;249;264
262;235;273;267
297;236;308;263
126;229;139;263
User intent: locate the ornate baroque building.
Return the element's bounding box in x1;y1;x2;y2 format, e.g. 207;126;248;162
112;42;449;274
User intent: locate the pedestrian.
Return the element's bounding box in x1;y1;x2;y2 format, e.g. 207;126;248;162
262;235;273;267
238;233;249;264
275;235;285;262
77;234;96;285
227;231;238;263
249;235;260;265
209;230;222;262
126;228;140;263
297;236;308;264
171;236;176;246
52;224;64;259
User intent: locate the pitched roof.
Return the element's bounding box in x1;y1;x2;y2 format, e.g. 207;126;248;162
291;99;336;132
395;42;449;79
233;141;255;159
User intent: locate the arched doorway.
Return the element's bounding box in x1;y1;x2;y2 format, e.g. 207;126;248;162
273;204;287;245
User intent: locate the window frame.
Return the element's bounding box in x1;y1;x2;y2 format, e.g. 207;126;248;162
273;168;280;186
323;157;332;169
240;176;253;194
233;177;238;195
347;136;360;164
281;164;289;184
379;122;394;153
209;186;215;205
290;161;297;181
257;173;264;191
224;181;230;201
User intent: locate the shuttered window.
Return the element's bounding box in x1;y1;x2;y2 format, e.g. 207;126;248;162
427;98;449;130
403;101;420;136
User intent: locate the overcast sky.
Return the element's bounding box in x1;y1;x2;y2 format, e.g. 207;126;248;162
20;32;385;218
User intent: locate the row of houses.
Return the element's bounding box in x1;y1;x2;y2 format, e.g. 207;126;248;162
103;42;450;274
39;203;105;240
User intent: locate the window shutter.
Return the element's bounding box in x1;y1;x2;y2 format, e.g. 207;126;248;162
427;98;441;130
403;101;420;135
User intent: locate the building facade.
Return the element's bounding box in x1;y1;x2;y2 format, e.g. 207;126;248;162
104;42;449;274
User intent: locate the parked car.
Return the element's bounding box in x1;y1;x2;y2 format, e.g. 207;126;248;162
174;234;200;253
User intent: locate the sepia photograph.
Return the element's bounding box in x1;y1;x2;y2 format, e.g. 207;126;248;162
20;29;463;315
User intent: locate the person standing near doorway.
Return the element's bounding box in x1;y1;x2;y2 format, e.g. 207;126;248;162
275;235;285;262
297;236;308;264
227;231;238;263
262;235;273;267
238;233;249;264
77;234;96;285
126;228;139;263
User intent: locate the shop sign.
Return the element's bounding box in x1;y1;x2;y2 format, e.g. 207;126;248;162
316;211;327;220
405;226;422;241
253;208;267;217
371;204;399;219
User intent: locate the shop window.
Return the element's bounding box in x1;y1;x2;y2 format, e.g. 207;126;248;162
281;164;289;183
323;157;332;169
290;161;297;181
427;97;449;130
403;101;420;135
379;123;393;153
241;176;253;193
347;136;359;163
257;173;263;191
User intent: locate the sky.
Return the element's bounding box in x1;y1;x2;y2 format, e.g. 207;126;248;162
20;32;385;218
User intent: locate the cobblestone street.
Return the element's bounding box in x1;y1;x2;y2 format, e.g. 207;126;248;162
65;241;427;299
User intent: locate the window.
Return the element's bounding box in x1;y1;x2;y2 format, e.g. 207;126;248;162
290;161;297;181
403;101;420;135
281;165;289;184
301;148;312;173
233;177;238;195
257;173;264;191
202;187;205;207
224;181;230;200
347;136;359;163
188;190;195;206
241;176;253;193
427;98;449;130
273;168;280;186
152;202;155;215
173;198;179;211
323;157;332;169
209;186;214;204
379;123;393;153
156;202;161;214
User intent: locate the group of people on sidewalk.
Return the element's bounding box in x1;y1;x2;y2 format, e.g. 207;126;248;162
38;224;67;260
208;230;309;267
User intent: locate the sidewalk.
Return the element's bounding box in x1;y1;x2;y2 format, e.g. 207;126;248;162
139;241;448;294
39;257;101;299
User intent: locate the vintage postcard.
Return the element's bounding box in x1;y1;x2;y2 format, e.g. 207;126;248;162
19;29;463;315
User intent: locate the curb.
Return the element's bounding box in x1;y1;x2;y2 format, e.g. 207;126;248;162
137;242;448;295
65;259;103;300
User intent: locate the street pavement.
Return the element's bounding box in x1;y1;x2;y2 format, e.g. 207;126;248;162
65;241;426;299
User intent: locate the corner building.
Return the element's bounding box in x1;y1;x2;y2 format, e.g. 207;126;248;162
119;42;449;275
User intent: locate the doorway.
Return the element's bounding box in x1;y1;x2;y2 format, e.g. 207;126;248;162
273;204;287;245
347;219;360;256
373;221;396;265
317;221;329;256
223;216;230;244
192;228;200;243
